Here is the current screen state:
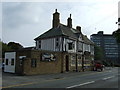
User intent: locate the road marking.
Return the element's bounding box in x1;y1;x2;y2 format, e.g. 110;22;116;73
1;82;37;88
1;69;114;88
64;70;112;81
66;81;95;88
1;76;65;88
102;76;115;80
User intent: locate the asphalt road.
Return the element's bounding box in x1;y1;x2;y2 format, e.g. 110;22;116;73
1;67;120;89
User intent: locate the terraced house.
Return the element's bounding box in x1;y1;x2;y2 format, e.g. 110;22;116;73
4;9;94;75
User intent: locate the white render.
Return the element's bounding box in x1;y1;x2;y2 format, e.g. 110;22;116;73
4;52;16;73
36;36;94;56
36;37;63;51
36;37;78;53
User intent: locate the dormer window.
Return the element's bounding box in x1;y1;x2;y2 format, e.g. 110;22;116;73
68;42;74;50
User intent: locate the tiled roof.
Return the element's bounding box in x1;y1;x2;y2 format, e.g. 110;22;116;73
34;24;94;45
34;24;78;40
82;35;94;45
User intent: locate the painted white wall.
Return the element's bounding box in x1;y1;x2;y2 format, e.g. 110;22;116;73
77;42;83;51
36;37;94;55
4;52;16;73
83;43;90;52
36;37;63;51
36;37;77;53
90;45;94;55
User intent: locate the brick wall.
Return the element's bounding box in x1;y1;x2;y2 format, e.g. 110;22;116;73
16;50;63;75
15;49;93;75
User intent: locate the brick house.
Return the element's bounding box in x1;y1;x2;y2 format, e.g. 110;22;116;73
4;9;94;75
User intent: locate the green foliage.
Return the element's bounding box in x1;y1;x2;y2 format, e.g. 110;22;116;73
1;42;12;58
94;45;104;61
113;29;120;43
8;42;23;50
1;41;23;58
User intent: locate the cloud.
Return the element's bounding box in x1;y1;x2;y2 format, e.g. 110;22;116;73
2;1;119;47
0;2;2;40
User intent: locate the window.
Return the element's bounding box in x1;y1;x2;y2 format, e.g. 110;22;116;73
11;58;14;65
78;56;82;59
68;42;74;50
39;41;41;49
6;59;8;65
56;38;59;47
31;59;37;67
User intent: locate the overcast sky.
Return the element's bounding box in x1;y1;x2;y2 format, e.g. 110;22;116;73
1;0;120;47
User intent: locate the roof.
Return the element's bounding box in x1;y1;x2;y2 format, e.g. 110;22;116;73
34;24;94;45
82;35;94;45
91;31;113;37
34;24;78;40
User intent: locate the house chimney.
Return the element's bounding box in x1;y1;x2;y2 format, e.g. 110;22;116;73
67;14;72;28
52;9;60;28
76;26;81;33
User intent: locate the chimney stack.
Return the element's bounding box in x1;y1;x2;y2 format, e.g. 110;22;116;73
52;9;60;28
76;26;81;33
67;14;72;28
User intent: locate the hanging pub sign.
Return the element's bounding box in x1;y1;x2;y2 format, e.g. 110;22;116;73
41;53;56;61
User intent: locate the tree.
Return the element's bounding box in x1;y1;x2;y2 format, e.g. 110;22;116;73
1;42;12;58
1;41;23;58
94;45;104;61
113;29;120;43
7;42;23;50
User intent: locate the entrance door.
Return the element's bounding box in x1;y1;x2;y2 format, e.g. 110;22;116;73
65;55;69;72
4;52;16;73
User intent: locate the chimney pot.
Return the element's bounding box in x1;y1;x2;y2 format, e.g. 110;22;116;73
55;9;57;12
52;9;60;28
76;26;81;33
67;14;72;28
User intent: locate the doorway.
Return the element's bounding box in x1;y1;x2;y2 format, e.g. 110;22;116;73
65;55;69;72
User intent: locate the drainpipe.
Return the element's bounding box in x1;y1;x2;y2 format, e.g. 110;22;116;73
82;54;84;72
82;43;84;72
76;40;78;72
61;36;64;73
76;53;78;72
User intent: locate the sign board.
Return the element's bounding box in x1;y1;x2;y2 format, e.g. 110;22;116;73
41;53;56;61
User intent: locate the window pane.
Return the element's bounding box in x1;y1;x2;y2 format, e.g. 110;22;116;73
6;59;8;65
39;41;41;49
11;59;14;65
68;43;73;50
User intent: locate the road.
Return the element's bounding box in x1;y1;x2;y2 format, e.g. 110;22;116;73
1;67;120;89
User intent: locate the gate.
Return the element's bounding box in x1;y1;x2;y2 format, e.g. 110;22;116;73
4;52;16;73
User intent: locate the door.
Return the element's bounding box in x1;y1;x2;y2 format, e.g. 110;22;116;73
65;55;69;72
4;52;16;73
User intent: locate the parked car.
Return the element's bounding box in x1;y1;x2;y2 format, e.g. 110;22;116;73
93;61;104;71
